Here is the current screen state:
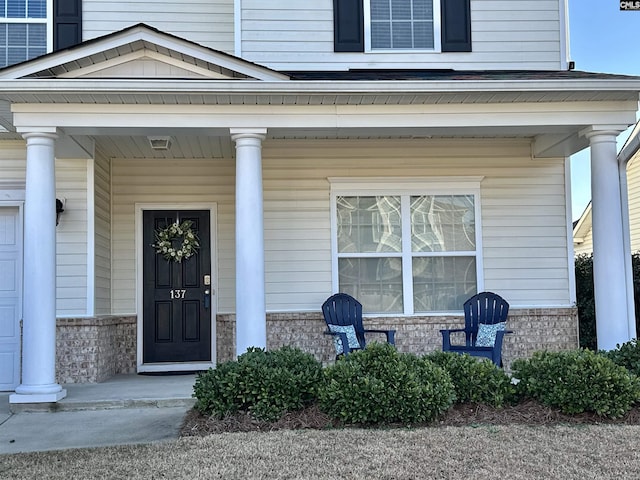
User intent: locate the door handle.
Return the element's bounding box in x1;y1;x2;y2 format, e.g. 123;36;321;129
204;289;211;309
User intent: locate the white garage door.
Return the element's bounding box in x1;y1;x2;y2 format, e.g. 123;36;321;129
0;207;21;391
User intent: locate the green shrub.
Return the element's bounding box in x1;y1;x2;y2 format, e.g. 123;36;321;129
319;343;455;425
193;346;323;422
575;252;640;350
575;253;596;350
425;351;515;407
601;339;640;377
512;349;640;418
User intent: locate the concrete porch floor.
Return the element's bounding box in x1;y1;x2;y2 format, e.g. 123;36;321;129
0;374;198;454
3;373;197;413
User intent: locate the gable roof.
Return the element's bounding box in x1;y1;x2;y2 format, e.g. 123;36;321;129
620;121;640;166
573;201;592;247
0;23;289;82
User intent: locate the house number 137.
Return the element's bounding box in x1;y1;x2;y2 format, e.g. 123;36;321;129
170;289;186;299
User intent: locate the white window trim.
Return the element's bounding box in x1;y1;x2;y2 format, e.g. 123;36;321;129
329;176;484;316
46;0;52;54
0;0;53;64
363;0;442;53
0;0;51;23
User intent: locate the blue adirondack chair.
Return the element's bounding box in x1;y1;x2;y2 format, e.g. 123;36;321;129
322;293;396;357
440;291;512;366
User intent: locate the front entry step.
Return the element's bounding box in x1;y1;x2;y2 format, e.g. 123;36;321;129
7;374;197;413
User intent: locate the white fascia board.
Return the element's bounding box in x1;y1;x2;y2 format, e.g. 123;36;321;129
0;78;639;95
57;50;233;80
127;30;289;81
572;202;592;238
0;26;288;81
10;101;639;131
619;122;640;165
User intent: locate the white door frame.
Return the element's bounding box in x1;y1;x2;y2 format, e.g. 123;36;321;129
135;203;218;372
0;195;24;391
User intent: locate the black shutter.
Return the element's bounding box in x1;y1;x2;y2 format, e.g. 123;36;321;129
441;0;472;52
333;0;364;52
54;0;82;51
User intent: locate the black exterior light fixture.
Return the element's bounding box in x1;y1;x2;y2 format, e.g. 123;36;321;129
56;198;65;226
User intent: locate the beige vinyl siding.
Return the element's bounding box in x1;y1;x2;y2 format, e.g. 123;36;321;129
627;153;640;253
240;0;563;71
56;159;89;315
0;141;29;184
574;227;593;256
110;138;570;314
82;0;235;54
110;158;235;314
0;144;90;315
480;171;569;303
94;154;111;314
263;163;332;312
264;139;570;309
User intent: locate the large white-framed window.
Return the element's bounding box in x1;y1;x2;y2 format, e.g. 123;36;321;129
330;177;483;315
364;0;441;52
0;0;51;68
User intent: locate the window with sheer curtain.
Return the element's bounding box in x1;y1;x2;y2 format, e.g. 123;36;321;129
0;0;47;68
333;184;480;314
368;0;437;50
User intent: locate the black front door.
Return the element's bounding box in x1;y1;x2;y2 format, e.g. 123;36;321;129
142;210;211;363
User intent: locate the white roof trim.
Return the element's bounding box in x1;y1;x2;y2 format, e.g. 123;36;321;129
0;79;639;96
573;201;592;241
0;24;289;82
57;49;234;80
619;120;640;165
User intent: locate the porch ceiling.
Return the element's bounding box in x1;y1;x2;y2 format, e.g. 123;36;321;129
95;134;235;159
91;125;571;160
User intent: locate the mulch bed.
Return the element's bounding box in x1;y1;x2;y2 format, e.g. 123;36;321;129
180;401;640;437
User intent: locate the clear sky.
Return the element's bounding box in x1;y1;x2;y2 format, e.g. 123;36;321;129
568;1;640;220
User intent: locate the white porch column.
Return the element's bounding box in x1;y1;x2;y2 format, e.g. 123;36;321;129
585;127;634;351
231;128;267;356
10;130;66;403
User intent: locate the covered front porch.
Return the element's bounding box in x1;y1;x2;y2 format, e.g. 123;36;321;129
1;25;639;403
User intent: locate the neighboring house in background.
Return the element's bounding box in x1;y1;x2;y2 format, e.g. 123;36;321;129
1;0;639;405
573;202;593;255
573;122;640;255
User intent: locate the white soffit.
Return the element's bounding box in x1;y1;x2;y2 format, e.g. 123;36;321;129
573;202;592;242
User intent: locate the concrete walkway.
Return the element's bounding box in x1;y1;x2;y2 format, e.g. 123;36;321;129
0;374;197;454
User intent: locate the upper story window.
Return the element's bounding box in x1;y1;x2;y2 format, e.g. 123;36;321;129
333;0;471;54
367;0;440;51
0;0;48;67
330;177;483;315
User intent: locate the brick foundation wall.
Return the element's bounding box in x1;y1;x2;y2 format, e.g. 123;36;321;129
216;314;235;364
223;307;580;369
55;307;577;383
56;316;136;383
